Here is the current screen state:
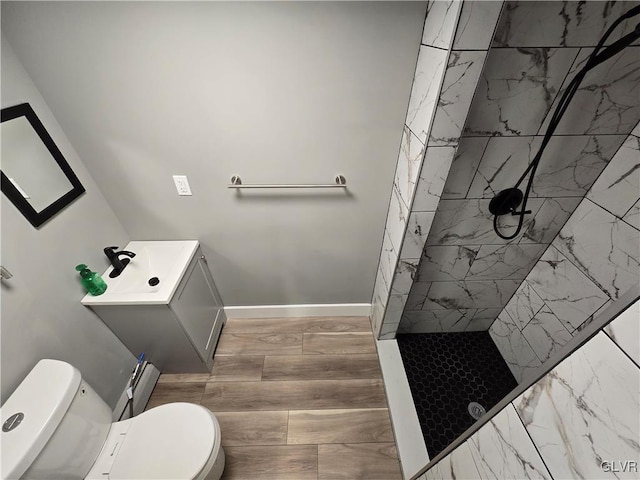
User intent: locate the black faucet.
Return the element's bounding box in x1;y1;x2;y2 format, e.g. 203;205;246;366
103;246;136;278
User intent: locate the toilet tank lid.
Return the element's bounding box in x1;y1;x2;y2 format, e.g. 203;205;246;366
1;359;81;480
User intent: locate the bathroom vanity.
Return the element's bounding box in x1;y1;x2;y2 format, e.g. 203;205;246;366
81;241;225;373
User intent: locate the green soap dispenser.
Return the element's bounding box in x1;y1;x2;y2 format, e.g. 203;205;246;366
76;264;108;296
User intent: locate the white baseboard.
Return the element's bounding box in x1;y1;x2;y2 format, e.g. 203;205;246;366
224;303;371;319
376;338;429;479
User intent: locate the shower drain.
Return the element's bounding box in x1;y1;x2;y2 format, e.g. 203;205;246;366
468;402;486;420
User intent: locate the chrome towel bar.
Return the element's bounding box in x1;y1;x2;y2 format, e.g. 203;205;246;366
1;266;13;280
228;175;347;189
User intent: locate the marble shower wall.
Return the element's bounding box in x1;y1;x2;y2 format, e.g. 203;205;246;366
398;0;640;336
371;0;467;338
417;300;640;480
490;122;640;383
372;0;505;339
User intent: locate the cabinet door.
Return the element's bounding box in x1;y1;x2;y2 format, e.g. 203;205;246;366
170;256;220;360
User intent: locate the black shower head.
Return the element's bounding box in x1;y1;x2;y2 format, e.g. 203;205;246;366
490;4;640;240
488;188;523;216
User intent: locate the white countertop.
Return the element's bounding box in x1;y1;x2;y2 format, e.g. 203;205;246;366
80;240;199;306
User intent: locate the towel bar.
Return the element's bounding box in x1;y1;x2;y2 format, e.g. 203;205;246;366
1;266;13;280
228;175;347;189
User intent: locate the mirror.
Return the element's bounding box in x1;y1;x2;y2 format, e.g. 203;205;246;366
1;103;85;228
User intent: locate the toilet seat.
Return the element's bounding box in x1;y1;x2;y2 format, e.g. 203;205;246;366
95;403;221;480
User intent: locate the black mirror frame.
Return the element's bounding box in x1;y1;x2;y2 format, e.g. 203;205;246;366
1;103;85;228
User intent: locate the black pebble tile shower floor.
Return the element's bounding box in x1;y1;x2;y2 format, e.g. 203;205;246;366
396;331;517;458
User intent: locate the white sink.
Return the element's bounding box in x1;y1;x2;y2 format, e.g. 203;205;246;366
80;240;199;305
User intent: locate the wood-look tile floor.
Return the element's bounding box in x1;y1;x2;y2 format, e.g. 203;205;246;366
146;316;402;480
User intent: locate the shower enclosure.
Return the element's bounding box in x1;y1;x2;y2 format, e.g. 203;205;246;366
370;1;640;477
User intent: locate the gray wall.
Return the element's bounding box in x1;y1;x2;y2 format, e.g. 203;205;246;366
1;38;135;407
1;1;426;306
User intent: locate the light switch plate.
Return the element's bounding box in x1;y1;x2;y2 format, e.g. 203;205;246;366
172;175;192;195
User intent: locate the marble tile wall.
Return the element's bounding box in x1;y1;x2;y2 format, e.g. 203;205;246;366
397;0;640;337
490;122;639;382
370;0;467;339
373;0;505;339
417;305;640;480
604;300;640;367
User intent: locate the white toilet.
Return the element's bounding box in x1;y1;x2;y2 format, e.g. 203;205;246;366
1;359;225;480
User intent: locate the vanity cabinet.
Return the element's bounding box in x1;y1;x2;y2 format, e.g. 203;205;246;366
85;244;225;373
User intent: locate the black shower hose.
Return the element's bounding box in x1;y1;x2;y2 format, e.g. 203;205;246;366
493;5;640;240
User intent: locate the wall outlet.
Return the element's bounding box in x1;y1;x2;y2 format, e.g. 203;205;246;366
172;175;192;196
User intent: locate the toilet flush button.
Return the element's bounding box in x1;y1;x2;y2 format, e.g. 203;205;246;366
3;412;24;432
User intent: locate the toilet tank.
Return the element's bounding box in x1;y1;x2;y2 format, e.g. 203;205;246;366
1;359;112;480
